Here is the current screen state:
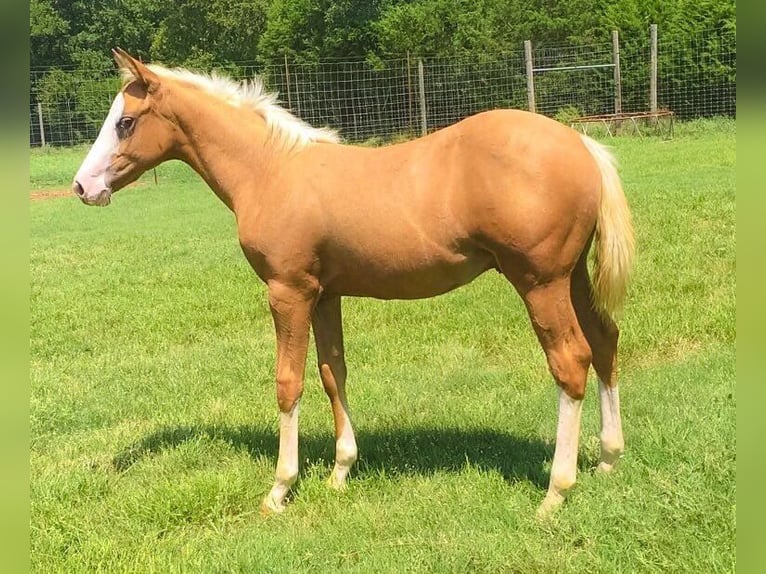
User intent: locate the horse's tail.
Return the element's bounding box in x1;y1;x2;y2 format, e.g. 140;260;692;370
580;134;635;319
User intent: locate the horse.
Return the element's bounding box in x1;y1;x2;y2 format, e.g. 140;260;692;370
73;49;634;517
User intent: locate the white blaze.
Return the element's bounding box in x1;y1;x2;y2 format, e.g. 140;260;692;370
73;93;124;198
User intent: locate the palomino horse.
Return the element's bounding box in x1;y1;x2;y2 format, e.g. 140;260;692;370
74;49;634;517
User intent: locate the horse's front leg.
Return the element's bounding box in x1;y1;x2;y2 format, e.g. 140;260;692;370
261;280;317;515
312;295;358;489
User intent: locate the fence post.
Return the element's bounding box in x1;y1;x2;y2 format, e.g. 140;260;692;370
293;69;301;115
406;52;413;132
37;102;46;147
650;24;658;115
612;30;622;116
284;54;293;110
417;58;427;137
612;30;623;133
524;40;536;113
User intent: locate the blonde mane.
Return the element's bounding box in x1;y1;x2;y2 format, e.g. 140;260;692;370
123;64;340;150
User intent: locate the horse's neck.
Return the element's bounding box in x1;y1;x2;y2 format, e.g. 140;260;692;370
171;88;274;212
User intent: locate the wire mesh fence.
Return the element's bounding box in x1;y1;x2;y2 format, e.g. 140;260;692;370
29;26;734;147
262;58;416;141
530;41;616;118
658;28;736;120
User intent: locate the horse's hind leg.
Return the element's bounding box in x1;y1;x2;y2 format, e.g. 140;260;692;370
521;278;593;517
571;258;625;473
312;295;358;489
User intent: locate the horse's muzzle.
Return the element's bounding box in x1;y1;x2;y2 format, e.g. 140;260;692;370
72;180;111;206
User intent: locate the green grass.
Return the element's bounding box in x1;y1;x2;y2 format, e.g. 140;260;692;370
30;120;735;573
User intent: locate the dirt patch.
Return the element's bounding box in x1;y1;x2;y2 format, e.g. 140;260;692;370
31;182;150;201
30;188;73;201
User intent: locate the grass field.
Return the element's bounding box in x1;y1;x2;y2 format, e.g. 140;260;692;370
30;120;735;573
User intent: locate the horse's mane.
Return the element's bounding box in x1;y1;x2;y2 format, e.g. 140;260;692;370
123;64;340;150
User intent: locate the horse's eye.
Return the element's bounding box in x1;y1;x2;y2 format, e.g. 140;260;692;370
116;116;135;138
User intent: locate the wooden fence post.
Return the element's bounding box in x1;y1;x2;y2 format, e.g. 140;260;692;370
417;58;427;136
406;52;413;133
284;54;293;110
612;30;622;116
524;40;536;113
293;69;301;115
612;30;623;133
650;24;658;115
37;102;46;147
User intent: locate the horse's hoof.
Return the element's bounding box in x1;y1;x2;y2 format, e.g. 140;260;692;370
535;492;565;520
260;496;286;517
327;476;346;490
327;465;350;490
596;461;617;474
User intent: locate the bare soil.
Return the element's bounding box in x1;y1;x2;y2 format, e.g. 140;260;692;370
30;188;73;201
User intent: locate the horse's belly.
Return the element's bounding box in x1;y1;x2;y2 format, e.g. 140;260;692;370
322;248;495;299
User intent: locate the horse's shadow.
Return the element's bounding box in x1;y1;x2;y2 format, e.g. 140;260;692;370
112;423;590;490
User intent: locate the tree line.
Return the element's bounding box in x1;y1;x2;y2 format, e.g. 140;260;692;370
31;0;734;69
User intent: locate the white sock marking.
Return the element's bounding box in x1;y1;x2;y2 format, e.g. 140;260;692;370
598;380;624;471
263;402;300;513
538;389;583;516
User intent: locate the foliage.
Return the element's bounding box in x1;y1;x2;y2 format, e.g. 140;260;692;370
374;0;502;56
553;104;584;124
257;0;383;64
30;0;736;69
150;0;270;66
30;0;69;68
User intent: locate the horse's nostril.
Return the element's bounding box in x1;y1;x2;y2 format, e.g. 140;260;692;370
73;181;85;197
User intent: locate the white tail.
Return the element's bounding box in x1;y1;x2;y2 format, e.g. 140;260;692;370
580;135;635;318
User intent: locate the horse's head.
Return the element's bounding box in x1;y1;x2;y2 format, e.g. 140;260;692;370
73;49;177;206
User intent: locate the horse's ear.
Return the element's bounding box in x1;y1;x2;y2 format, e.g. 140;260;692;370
112;47;160;93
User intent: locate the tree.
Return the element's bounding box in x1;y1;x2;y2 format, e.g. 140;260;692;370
374;0;503;57
150;0;270;67
258;0;383;64
30;0;69;68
